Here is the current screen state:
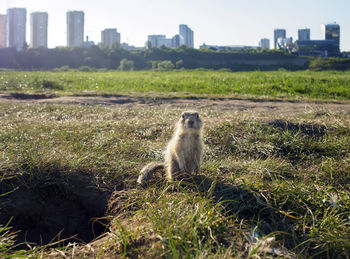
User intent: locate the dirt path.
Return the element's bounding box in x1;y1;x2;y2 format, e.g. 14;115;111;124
1;93;350;115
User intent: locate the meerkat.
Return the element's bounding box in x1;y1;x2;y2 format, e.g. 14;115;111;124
137;111;203;185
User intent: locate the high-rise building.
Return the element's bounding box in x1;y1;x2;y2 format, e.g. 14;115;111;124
322;23;340;51
158;37;172;48
0;14;6;48
179;24;194;48
66;11;84;47
273;29;286;49
30;12;48;48
148;34;182;48
259;38;270;49
172;34;180;48
148;35;165;48
6;8;27;51
101;28;120;48
298;28;310;41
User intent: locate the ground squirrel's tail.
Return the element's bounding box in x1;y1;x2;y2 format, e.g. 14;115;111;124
137;162;165;185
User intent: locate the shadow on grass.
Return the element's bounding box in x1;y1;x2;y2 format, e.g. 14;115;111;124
140;172;300;247
268;119;327;138
174;175;304;253
2;93;56;100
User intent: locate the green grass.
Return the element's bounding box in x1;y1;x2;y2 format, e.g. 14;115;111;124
0;103;349;258
1;70;350;100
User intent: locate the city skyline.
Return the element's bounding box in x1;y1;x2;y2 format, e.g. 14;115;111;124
0;0;350;51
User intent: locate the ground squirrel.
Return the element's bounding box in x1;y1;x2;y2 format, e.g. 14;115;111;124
137;111;203;185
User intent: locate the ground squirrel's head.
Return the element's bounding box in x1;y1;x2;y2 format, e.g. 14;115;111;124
179;111;202;130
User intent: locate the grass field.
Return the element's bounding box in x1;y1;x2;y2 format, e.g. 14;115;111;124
0;70;350;258
1;70;350;100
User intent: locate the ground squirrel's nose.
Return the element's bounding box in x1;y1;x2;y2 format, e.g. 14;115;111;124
188;120;194;125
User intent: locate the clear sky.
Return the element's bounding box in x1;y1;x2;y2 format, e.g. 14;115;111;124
1;0;349;51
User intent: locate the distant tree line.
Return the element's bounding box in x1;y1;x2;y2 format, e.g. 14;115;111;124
308;57;350;71
0;44;348;71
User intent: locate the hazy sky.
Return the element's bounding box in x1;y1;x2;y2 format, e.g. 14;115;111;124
1;0;349;51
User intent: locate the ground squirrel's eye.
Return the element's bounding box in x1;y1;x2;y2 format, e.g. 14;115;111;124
196;114;199;119
182;114;185;119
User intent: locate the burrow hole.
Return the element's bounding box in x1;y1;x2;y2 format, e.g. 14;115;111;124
0;171;110;249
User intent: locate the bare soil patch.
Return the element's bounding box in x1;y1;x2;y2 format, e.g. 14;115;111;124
1;93;350;115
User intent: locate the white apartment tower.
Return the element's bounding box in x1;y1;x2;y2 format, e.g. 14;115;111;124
30;12;48;48
101;28;120;48
157;37;172;48
0;14;6;48
148;35;165;48
179;24;194;48
259;38;270;49
172;34;180;48
147;34;181;48
67;11;84;47
7;8;27;51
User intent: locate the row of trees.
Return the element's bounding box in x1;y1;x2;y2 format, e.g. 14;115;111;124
308;57;350;71
0;45;311;71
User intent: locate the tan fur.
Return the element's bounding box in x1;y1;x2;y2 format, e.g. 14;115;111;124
137;111;203;185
